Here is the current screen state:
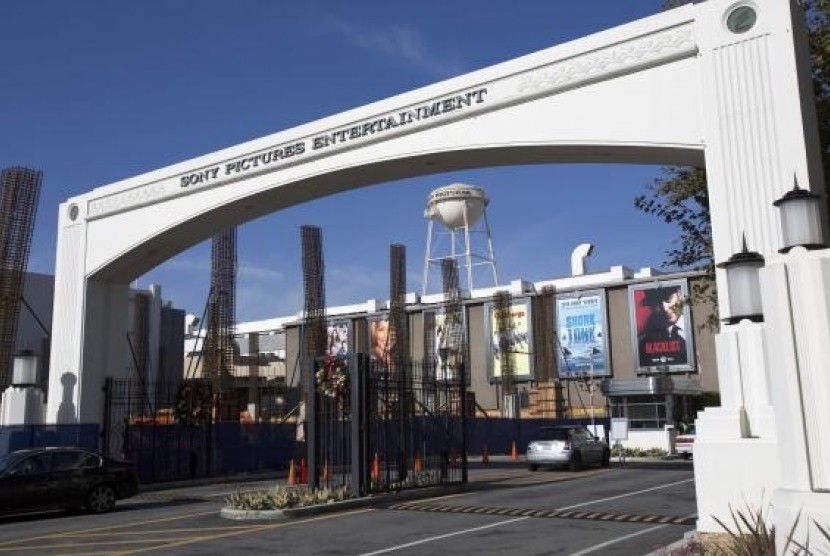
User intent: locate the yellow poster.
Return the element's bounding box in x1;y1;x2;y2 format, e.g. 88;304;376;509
489;300;532;380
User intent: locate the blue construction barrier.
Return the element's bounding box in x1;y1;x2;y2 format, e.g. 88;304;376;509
0;418;608;482
0;424;100;456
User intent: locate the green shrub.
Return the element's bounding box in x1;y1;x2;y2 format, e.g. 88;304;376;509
710;503;830;555
610;446;669;458
711;503;778;555
224;484;353;511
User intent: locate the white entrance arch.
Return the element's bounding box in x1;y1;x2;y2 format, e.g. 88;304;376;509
46;0;828;543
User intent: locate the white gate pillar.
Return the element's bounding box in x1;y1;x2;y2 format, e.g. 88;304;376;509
46;277;130;425
762;250;830;552
46;204;131;424
693;0;827;537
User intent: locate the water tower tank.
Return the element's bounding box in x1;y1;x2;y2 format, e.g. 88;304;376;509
424;184;489;230
422;183;498;295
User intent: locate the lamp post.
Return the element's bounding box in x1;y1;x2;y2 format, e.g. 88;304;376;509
773;176;826;252
716;235;765;324
1;349;44;426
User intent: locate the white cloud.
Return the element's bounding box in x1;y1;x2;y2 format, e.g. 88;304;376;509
325;17;464;78
237;261;287;282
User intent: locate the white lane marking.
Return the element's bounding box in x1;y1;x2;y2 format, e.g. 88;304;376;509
569;512;698;556
358;516;530;555
569;524;669;556
556;478;694;510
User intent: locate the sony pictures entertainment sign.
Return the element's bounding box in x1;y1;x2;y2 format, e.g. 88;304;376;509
87;87;488;218
177;88;489;190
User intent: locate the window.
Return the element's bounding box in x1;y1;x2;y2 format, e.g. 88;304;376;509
52;451;83;471
611;396;669;430
80;453;101;469
537;428;569;441
570;428;593;442
12;453;51;475
52;451;99;471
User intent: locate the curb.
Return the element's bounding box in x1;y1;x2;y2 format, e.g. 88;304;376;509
219;483;469;520
221;497;371;521
139;471;286;493
644;530;699;556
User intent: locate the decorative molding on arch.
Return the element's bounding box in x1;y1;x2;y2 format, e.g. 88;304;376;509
516;23;696;95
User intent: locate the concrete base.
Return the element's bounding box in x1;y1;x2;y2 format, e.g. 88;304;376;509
694;437;780;532
773;488;830;553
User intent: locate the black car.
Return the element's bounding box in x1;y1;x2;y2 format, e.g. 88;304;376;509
0;447;139;515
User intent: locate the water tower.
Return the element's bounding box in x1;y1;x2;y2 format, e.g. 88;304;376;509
422;183;499;295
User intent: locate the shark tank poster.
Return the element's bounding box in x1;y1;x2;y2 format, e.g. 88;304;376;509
555;291;609;379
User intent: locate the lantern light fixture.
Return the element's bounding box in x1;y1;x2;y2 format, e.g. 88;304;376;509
717;235;765;324
773;175;825;253
11;349;38;387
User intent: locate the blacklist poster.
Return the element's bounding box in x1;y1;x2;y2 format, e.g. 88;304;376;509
629;280;695;372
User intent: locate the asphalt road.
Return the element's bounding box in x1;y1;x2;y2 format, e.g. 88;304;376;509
0;460;696;555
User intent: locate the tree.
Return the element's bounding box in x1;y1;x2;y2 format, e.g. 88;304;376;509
635;0;830;330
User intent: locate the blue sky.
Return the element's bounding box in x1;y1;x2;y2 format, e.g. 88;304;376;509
1;0;682;323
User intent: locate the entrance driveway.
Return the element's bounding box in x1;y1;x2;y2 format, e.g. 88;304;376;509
0;460;695;555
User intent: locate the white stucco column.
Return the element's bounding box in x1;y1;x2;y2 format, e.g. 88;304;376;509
694;319;780;532
761;248;830;553
46;204;87;424
692;0;826;535
47;201;132;424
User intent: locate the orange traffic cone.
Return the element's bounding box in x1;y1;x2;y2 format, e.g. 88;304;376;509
413;450;423;473
299;458;308;484
287;459;296;486
511;440;518;461
322;460;330;482
482;444;489;466
371;451;381;482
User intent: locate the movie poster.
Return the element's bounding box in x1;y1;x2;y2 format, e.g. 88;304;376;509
367;313;394;367
325;319;350;357
486;298;533;381
628;280;695;372
424;308;466;381
555;291;610;379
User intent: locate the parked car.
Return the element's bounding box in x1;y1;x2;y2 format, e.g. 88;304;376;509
675;425;696;459
0;447;139;516
526;425;610;471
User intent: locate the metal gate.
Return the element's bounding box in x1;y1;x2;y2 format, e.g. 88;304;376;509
102;377;296;484
102;378;216;484
308;354;467;495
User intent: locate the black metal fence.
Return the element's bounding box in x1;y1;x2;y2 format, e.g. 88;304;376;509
102;377;297;484
309;356;467;495
102;362;608;487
